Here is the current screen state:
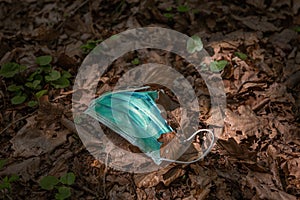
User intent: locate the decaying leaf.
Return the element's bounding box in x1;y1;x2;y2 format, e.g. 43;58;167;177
246;171;297;200
0;157;40;182
287;158;300;180
224;106;265;142
218;138;257;160
11;115;70;157
232;15;280;32
157;131;176;148
134;164;184;188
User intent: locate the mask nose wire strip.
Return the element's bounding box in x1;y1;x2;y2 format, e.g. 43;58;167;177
159;129;215;164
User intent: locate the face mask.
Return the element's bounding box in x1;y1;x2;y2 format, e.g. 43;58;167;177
84;87;214;164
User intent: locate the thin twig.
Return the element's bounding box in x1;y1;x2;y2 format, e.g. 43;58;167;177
0;111;37;135
56;0;90;30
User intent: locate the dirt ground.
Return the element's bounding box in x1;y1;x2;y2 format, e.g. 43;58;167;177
0;0;299;199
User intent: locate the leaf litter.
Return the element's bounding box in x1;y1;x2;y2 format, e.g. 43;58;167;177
0;0;299;199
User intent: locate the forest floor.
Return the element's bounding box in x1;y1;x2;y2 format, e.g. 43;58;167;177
0;0;299;199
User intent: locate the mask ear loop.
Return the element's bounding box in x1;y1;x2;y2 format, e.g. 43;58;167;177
159;129;215;164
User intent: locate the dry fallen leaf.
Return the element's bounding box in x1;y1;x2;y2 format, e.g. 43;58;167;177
287;158;300;180
224;106;265;142
134;164;185;188
0;157;40;182
157;131;176;148
269;29;298;50
232;15;280;32
218;138;257;160
11;115;70;158
246;171;297;200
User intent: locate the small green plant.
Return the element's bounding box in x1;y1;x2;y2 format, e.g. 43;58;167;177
177;5;189;13
166;7;172;12
0;55;72;106
0;159;20;194
131;58;140;65
234;52;247;60
0;175;19;192
80;39;102;53
39;172;75;200
163;7;174;19
293;26;300;33
0;160;6;169
210;60;228;72
163;13;174;19
0;62;26;78
186;35;203;54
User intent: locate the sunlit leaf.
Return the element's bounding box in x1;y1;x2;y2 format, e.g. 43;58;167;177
187;35;203;54
235;52;248;60
210;60;228;72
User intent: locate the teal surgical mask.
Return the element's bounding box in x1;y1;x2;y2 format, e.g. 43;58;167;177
85;87;214;164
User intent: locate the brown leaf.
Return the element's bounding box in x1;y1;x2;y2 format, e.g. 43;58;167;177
11;123;70;157
134;164;175;188
287;158;300;180
0;157;40;182
157;131;176;148
189;164;217;188
218;138;257;160
162;166;185;186
271;0;291;8
266;83;295;103
246;171;297;200
232;15;280;32
158;132;185;161
57;53;77;69
246;0;266;9
269;29;298;50
293;0;300;14
224;106;264;142
11;101;70;157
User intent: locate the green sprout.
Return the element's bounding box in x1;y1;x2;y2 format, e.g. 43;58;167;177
177;5;189;13
39;172;76;200
187;35;203;54
210;60;228;72
131;58;140;65
0;55;72;106
80;39;102;53
234;52;248;60
0;159;20;195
